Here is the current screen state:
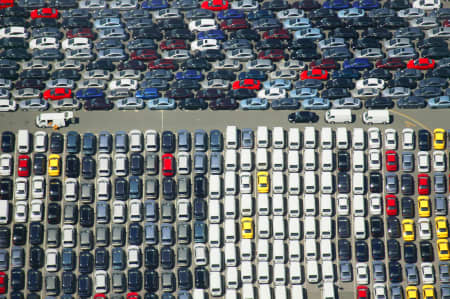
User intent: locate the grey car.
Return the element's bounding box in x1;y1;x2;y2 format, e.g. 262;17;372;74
382;87;411;98
332;97;361;109
339;262;353;282
144;222;158;244
323;47;352;59
434;173;446;194
385;174;398;194
194;130;208;152
241;128;254;149
0;250;8;270
144;200;158;222
98;28;129;40
12;88;41;99
19;98;48;111
46;79;75;89
387;47;418;59
51;98;81;111
116;97;145;110
405;263;419;285
402;152;414;172
390;285;403;299
210;152;223;174
373;261;386;282
161;223;174;246
439;262;450;283
98;49;128;61
177;130;191;152
96;202;110;224
11;247;25;268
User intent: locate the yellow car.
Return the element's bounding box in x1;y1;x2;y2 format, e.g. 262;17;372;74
418;196;431;217
402;219;415;241
433;128;446;150
241;217;254;239
257;171;269;193
48;154;61;176
406;286;418;299
437;239;450;261
422;285;435;299
435;216;448;239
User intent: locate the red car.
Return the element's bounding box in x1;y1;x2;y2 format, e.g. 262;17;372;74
148;59;178;70
386;194;398;216
375;58;406;69
160;39;187;50
310;58;339;70
0;272;6;294
357;285;369;299
94;295;106;299
31;8;58;19
300;69;328;80
407;58;435;70
43;88;72;101
263;29;290;40
418;174;430;195
0;0;14;9
127;293;140;299
67;28;96;39
258;49;288;61
385;150;398;171
232;79;261;90
17;155;30;177
162;153;175;177
220;19;248;30
201;0;229;10
443;19;450;27
131;49;159;61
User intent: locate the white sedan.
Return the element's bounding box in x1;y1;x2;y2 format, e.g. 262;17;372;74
418;218;432;240
368;149;381;170
0;26;28;38
30;199;43;221
0;154;13;176
32;176;45;199
257;88;286;100
14;201;28;223
188;19;217;32
30;37;59;50
62;38;91;50
191;39;220;51
356;78;385;90
384;129;397;150
413;0;440;10
433;151;446;172
0;99;17;112
15;178;28;200
368;128;381;149
240;172;252;194
109;79;138;91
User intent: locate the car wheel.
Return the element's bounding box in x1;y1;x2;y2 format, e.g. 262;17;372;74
55;108;60;112
23;109;27;112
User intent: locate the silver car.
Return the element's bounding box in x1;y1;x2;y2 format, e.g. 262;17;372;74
402;152;414;172
153;8;181;20
116;97;145;110
19;98;48;111
409;16;438;28
94;17;122;29
107;89;133;99
22;59;50;70
351;88;380;99
225;49;255;61
332;97;362;109
384;38;412;50
385;174;398;194
397;7;425;18
382;87;411;98
65;48;95;60
110;0;138;9
212;59;241;70
247;59;274;71
78;79;107;89
354;48;384;60
231;0;259;10
161;49;191;60
12;88;41;99
83;70;111;80
51;98;81;111
387;47;417;59
372;261;386;283
79;0;106;9
201;79;230;89
54;59;82;70
113;70;142;80
98;49;128;61
98;28;129;40
46;79;75;89
319;37;347;50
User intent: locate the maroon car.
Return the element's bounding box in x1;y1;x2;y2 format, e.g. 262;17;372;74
220;19;249;30
262;29;291;40
310;58;340;70
258;49;288;61
148;59;178;70
209;97;239;110
376;58;406;69
130;49;159;61
66;28;96;39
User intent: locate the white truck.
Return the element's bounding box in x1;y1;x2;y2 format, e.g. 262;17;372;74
36;112;75;128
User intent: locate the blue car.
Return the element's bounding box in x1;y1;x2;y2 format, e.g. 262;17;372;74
141;0;168;9
197;30;226;40
217;9;245;19
135;88;160;99
238;70;267;81
343;58;372;70
428;96;450;109
332;69;361;79
323;0;351;9
247;10;274;20
240;98;269;110
76;88;104;100
147;97;176;110
353;0;380;9
302;97;331;110
175;70;204;80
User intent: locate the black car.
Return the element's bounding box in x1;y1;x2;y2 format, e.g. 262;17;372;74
158;18;186;30
369;7;396;18
420;241;434;262
15;79;45;90
0;6;28;17
384;0;409;9
133;28;162;40
414;86;441;98
127;38;157;50
369;172;382;193
321;88;350;99
417;37;447;49
1;131;14;152
130;153;144;176
195;267;208;289
62;271;76;294
272;98;300;110
387;239;401;261
197;49;225;62
80;205;94;227
178;98;208;110
355;241;369;262
418;129;431;151
401;174;414;195
0;58;19;70
145;246;159;270
160;246;175;269
227;89;256;99
371;238;385;260
193;198;207;220
362;27;392;39
395;68;423;80
29;246;44;268
49;179;62;201
256;39;284;50
326;78;354;89
177;268;192;290
12;224;26;246
363;68;392;80
129;223;143;245
287;39;316;50
0;227;9;249
294;0;321;10
171;80;201;90
209;98;239;110
309;8;335;19
115;178;128;201
365;97;394;109
0;69;18;80
161;131;175;153
337;151;350;171
295;79;324;89
330;27;358;39
404;242;417;264
291;49;320;60
423;47;450;59
223;39;251;50
62;17;91;29
388;77;417;89
0;178;12;201
370;216;384;238
50;132;63;153
316;16;343;29
196;88;226;100
337;216;351;238
146;70;174;81
20;69;49;80
0;48;30;61
11;269;24;291
145;270;159;292
230;29;260;41
51;0;77;8
85;98;114;110
78;274;92;297
389;262;402;283
337;173;350;193
51;69;81;81
180;57;211;71
429;67;450;78
380;16;407;28
346;16;374;28
420;77;448;89
401;197;414;218
165;29;195;41
79;251;93;274
162;177;176;200
207;70;236;81
288;111;318;123
32;153;45;176
338;239;351;261
81;156;96;179
27;269;42;292
65;155;80;178
47;203;61;224
387;216;401;238
0;38;27;49
86;60;115;71
194;175;207;198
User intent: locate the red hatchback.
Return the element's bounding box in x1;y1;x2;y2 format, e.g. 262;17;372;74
385;150;398;171
300;69;328;80
232;79;261;90
310;58;339;70
376;58;406;69
31;8;58;19
162;153;175;177
262;29;291;40
18;155;30;177
0;272;6;294
220;19;248;30
258;49;288;61
418;174;430;195
148;59;178;70
407;58;435;70
386;194;398;216
43;88;72;101
160;39;187;50
357;286;369;299
131;49;159;61
201;0;229;10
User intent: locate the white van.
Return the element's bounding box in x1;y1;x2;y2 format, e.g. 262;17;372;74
321;127;333;149
272;194;284;215
273;215;285;240
225;149;238;171
288;128;301;150
304;194;316;216
272;149;284;171
288;150;300;172
303;149;316;170
240;239;253;261
224;219;236;243
320;217;333;239
353;172;365;195
352;150;365;172
288;195;301;218
209;200;222;224
325;109;352;124
304;216;316;239
258;215;271;239
98;154;112;177
257;126;269;148
240;194;253;216
240;262;253;283
305;239;318;261
353;195;366;216
320;239;333;261
291;285;304;299
226;267;239;289
322;261;335;282
323;282;336;299
289;240;301;262
240;149;252;171
273;127;285;148
258;193;270;216
210;272;223;297
63;225;76;248
226;125;238;149
304;171;316;194
304;127;316;149
273;239;285;264
224;195;236;219
320;194;333;216
336;127;348;149
209;175;222;199
257;261;270;284
17;129;30;153
242;283;254;299
363;110;390;124
321;149;333;171
209;247;223;272
288;217;301;240
256;148;269;170
290;261;303;284
321;172;334;194
257;239;270;261
354;216;367;240
272;171;284;194
306;260;320;283
258;284;272;299
209;224;222;248
273;264;286;286
288;173;301;195
224;171;237;195
193;289;207;299
352;128;365;150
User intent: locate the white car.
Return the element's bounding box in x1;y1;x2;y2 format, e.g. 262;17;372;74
194;243;208;265
30;37;59;50
95;270;109;293
409;16;439;29
402;128;415;150
177;153;190;175
191;39;220;51
14;201;28;223
0;26;28;38
64;178;78;201
79;0;107;9
129;199;142;222
337;194;349;215
356;263;369;285
83;70;111;80
212;59;241;70
421;263;435;284
153;8;182;20
127;246;141;269
369;149;381;170
113;201;126;223
240;172;252;194
368;128;381;149
15;178;28;200
356;78;385;90
0;154;13;176
258;88;286;100
279;60;305;71
161;49;191;60
113;70;141;80
109;79;138;91
418;218;432;240
145;129;159;152
30;199;43;221
318;37;346;50
0;99;17;112
426;27;450;38
417;151;430;172
201;79;230;89
96;178;111;200
97;155;112;177
373;284;387;299
129;129;143;152
384;129;397;150
433;151;446;172
231;0;258;10
413;0;440;10
369;194;382;215
46;249;59;272
277;8;305;19
188;19;217;32
0;79;12;89
32;176;45;199
62;38;91;50
177;199;191;221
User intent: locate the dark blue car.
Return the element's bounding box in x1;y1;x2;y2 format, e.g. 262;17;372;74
141;0;168;9
197;29;226;40
75;88;104;100
353;0;380;9
175;70;204;80
322;0;351;9
332;69;361;79
135;88;160;99
343;58;372;70
217;9;245;19
238;70;267;81
247;9;274;20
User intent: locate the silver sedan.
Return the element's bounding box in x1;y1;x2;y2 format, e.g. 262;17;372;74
19;98;49;111
116;97;145;110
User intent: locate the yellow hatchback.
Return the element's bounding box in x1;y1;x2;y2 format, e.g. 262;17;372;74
241;217;254;239
435;217;448;239
406;286;418;299
433;128;445;150
48;154;61;176
402;219;415;241
422;285;435;299
437;239;450;261
418;196;431;217
257;171;269;193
